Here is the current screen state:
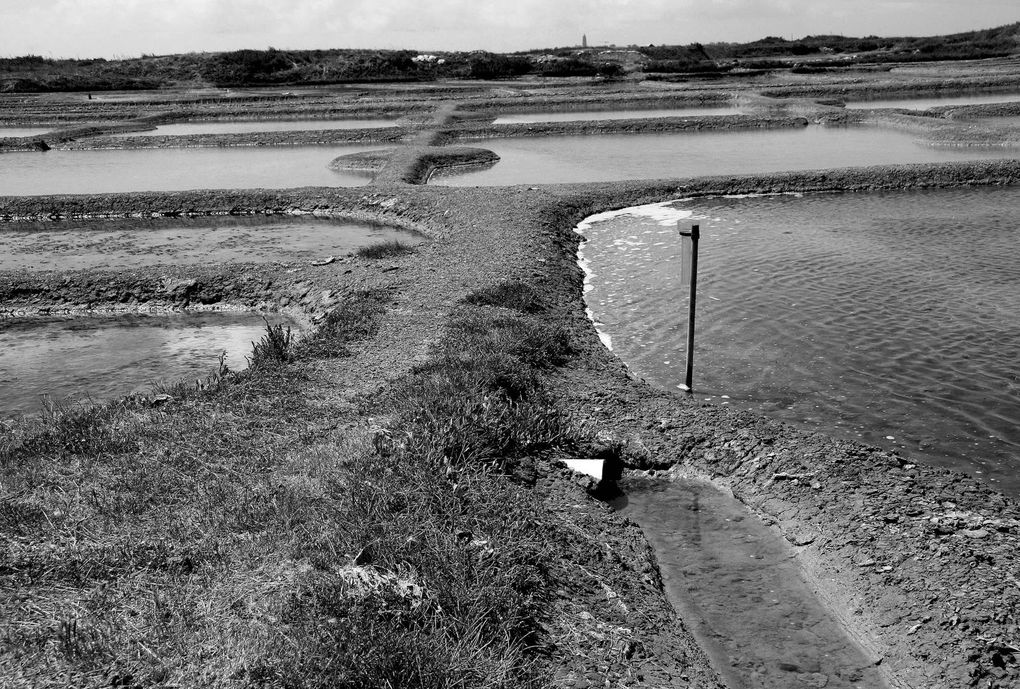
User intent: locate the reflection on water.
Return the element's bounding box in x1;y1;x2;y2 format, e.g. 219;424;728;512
493;105;742;124
0;312;291;416
112;119;398;136
0;216;423;271
577;186;1020;493
431;126;1018;186
844;93;1020;110
615;478;887;689
0;144;382;196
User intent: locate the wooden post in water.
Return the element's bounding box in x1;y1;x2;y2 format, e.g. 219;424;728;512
678;223;700;392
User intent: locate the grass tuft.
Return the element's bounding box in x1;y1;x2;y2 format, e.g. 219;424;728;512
464;281;545;314
356;239;416;259
248;317;294;368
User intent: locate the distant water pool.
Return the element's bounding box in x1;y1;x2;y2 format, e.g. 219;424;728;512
0;144;382;196
430;126;1019;186
0;127;52;137
493;105;741;124
844;93;1020;110
112;118;398;136
0;312;291;416
576;186;1020;493
0;216;423;271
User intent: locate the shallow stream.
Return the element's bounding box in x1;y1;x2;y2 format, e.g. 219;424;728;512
843;92;1020;110
612;477;886;688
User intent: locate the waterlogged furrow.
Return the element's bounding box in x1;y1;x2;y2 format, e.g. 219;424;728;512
614;478;888;689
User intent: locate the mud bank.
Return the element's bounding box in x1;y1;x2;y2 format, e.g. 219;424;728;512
59;126;407;150
437;114;810;143
761;74;1020;102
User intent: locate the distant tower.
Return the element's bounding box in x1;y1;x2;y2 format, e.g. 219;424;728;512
582;34;588;48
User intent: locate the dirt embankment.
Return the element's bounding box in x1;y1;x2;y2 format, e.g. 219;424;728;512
58;126;407;150
435;114;811;143
760;74;1020;102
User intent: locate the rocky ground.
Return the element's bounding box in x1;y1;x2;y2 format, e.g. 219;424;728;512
3;63;1020;687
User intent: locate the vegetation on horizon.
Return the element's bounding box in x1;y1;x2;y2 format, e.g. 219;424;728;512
3;22;1014;92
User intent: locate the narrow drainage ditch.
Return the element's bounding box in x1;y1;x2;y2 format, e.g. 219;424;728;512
610;476;888;689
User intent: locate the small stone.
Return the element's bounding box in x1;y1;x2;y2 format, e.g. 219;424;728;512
962;528;990;539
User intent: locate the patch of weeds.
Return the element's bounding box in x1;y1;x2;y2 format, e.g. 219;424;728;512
464;281;545;313
356;239;416;259
385;306;581;475
2;398;141;462
400;391;578;472
248;317;294;369
255;452;553;689
446;312;573;372
302;289;388;358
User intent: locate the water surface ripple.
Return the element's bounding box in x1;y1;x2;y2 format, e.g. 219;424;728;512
578;186;1020;493
0;313;289;416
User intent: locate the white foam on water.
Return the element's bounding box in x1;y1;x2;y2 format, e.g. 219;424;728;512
574;200;696;354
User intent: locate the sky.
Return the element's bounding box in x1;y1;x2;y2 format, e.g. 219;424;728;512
0;0;1017;59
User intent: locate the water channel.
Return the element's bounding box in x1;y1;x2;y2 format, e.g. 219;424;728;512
0;312;291;417
576;185;1020;493
431;126;1019;186
0;215;423;271
0;143;383;195
843;92;1020;110
612;477;887;689
0;127;53;137
493;105;742;124
111;118;399;136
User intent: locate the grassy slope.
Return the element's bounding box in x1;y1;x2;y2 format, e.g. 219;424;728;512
0;271;707;687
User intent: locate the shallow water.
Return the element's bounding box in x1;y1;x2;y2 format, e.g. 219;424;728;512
0;127;52;137
111;118;398;136
0;144;382;196
577;186;1020;493
493;105;741;124
844;93;1020;110
430;126;1019;186
0;216;422;271
0;312;291;416
613;478;886;689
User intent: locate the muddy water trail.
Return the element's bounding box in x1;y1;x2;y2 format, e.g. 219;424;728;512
613;477;888;689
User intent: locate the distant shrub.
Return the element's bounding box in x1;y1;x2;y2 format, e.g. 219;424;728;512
468;53;533;79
